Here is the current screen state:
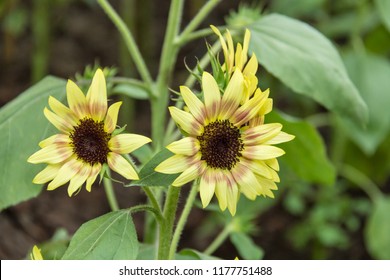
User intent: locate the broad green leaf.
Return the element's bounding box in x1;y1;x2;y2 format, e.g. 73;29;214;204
136;243;156;260
62;210;139;260
341;52;390;155
112;83;149;100
126;148;180;187
365;197;390;259
249;14;368;126
268;111;336;185
230;232;264;260
0;76;66;211
176;249;220;260
270;0;325;18
375;0;390;32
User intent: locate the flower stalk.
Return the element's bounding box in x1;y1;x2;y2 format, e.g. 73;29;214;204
169;181;199;259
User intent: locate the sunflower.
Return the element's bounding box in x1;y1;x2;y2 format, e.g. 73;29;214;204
28;69;151;196
155;70;294;215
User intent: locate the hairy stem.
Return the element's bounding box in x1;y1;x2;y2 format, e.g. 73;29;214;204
169;182;198;259
97;0;153;89
158;186;181;259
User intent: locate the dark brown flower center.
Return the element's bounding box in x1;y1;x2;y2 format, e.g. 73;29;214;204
69;118;111;165
197;119;243;170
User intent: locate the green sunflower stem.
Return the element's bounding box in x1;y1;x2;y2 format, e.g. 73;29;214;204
176;0;222;46
158;186;180;260
97;0;154;89
152;0;184;150
203;223;234;256
169;182;199;259
103;175;120;212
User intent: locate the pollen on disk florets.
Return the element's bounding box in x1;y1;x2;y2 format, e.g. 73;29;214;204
197;119;244;170
69;117;111;165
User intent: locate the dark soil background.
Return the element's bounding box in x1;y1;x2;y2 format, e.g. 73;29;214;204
0;0;372;260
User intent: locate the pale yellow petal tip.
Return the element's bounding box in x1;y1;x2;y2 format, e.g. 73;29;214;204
234;257;239;260
171;181;184;187
210;25;220;34
94;68;105;79
27;154;35;164
30;245;43;260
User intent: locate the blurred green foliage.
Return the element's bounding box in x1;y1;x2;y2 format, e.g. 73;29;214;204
1;0;390;260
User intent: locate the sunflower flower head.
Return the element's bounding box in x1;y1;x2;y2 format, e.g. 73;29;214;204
28;69;151;196
156;69;294;216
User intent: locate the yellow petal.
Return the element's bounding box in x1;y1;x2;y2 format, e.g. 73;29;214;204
219;69;244;120
243;54;258;77
66;79;89;118
215;177;228;211
202;72;221;121
265;158;280;171
107;152;138;180
166;137;199;156
47;158;83;190
172;161;205;187
39;134;70;148
242;123;283;146
242;145;285;160
231;163;261;200
235;43;244;70
180;86;206;124
210;25;229;69
256;175;278;198
199;170;216;208
28;144;73;164
86;69;107;121
155;154;190;174
104;102;122;133
86;163;101;192
109;133;151;154
225;30;235;73
44;107;74;133
231;88;269;127
30;245;43;260
258;98;273;116
32;164;61;184
48;96;78;126
263;131;295;145
67;165;91;196
226;184;239;216
169;106;203;136
241;29;251;66
240;157;273;181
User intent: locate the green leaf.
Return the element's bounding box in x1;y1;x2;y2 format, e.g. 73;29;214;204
365;196;390;259
176;249;220;260
62;210;139;260
0;76;66;211
249;14;368;126
341;52;390;155
126;148;180;187
112;83;149;100
270;0;325;18
136;243;156;260
230;232;264;260
268;111;336;185
375;0;390;32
